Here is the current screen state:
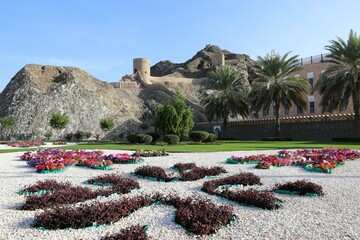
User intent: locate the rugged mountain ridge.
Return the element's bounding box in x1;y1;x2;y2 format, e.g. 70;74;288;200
0;45;253;139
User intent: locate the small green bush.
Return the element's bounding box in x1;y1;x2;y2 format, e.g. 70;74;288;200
136;134;153;144
189;131;210;142
146;132;161;143
163;134;180;145
74;131;85;141
127;134;138;144
65;133;73;141
204;133;217;143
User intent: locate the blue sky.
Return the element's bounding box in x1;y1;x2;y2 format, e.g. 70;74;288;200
1;0;359;92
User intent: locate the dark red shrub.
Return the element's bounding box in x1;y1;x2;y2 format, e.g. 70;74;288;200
179;166;226;181
86;174;140;194
134;166;176;182
274;180;324;195
100;225;147;240
202;173;262;193
19;179;72;194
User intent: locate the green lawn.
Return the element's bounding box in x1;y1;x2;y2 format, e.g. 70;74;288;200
1;140;360;154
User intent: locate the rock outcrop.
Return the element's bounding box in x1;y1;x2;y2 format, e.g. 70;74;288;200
0;45;254;139
0;64;145;139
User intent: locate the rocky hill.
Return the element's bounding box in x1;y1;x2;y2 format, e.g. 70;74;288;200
0;45;253;140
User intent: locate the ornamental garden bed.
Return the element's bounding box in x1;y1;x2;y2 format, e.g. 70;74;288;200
227;148;360;173
10;147;360;239
20;149;144;173
132;163;226;182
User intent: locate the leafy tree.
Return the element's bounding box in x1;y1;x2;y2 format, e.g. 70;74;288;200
201;65;250;137
248;51;311;137
315;30;360;137
44;131;53;141
49;112;69;131
155;91;194;137
100;118;115;132
0;117;15;138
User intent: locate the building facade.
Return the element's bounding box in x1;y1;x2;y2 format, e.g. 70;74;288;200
258;54;353;119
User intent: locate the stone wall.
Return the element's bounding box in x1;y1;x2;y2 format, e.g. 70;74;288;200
194;115;357;141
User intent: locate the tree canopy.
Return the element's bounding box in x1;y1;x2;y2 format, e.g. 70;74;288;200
248;51;311;137
202;65;250;133
315;29;360;137
154;91;194;137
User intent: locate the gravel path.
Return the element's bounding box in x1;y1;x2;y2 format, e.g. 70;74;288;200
0;149;359;240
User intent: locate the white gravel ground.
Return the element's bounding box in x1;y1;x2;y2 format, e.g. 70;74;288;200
0;149;359;240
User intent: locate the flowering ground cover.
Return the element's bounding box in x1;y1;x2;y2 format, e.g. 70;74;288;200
132;149;168;157
7;141;45;148
227;148;360;173
20;149;143;173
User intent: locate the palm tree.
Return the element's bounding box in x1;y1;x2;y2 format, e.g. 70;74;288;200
201;65;250;138
249;51;311;137
315;30;360;137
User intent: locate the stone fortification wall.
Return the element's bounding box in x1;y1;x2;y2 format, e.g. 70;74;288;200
194;114;356;141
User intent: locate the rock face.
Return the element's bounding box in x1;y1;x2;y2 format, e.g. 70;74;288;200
0;64;145;139
151;44;253;78
0;45;254;139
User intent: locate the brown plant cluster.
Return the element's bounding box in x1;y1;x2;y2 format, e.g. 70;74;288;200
20;176;140;210
100;225;147;240
34;194;234;235
202;173;279;210
274;180;324;195
134;163;227;182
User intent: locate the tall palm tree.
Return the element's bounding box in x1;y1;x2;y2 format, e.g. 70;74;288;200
249;51;311;137
201;65;250;137
315;30;360;137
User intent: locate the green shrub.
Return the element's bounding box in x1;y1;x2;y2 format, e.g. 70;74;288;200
127;134;138;144
140;123;149;130
65;133;73;141
189;131;210;142
136;134;153;144
204;133;217;143
163;134;180;145
146;132;161;143
74;131;85;141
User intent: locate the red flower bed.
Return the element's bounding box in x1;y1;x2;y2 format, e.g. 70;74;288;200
7;141;45;147
228;148;360;173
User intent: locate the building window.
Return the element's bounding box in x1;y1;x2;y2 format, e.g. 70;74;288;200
294;74;301;78
309;101;315;113
284;108;289;115
307;72;314;89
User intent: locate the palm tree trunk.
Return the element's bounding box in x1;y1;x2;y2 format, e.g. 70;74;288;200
223;117;228;140
275;103;281;137
353;91;360;138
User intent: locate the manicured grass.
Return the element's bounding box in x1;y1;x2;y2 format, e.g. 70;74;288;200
2;141;360;154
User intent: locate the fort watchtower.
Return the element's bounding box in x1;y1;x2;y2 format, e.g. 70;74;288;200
211;52;225;66
133;58;151;83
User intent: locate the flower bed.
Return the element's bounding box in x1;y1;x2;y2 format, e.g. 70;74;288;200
132;149;169;157
7;141;45;148
202;173;280;210
19;176;140;210
104;153;144;164
228;148;360;173
274;180;324;197
100;225;148;240
34;194;234;235
20;149;146;173
133;163;227;182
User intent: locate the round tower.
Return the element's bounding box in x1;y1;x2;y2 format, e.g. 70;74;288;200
133;58;151;83
211;52;225;66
